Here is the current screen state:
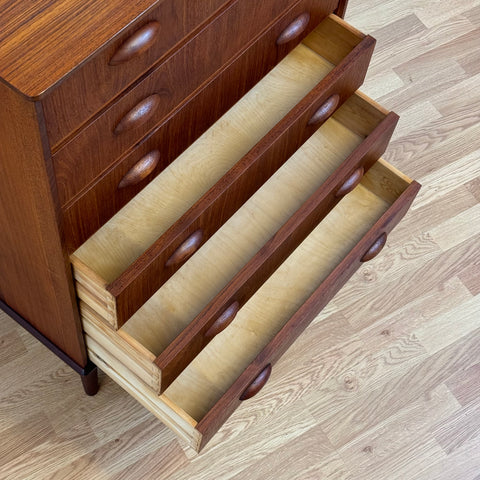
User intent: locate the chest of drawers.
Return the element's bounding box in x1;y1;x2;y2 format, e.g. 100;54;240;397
0;0;420;452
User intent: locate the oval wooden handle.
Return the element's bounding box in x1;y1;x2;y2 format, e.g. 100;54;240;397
240;364;272;401
114;94;161;135
110;21;161;66
308;94;340;126
335;166;365;197
361;233;387;262
118;150;160;189
276;13;311;45
165;230;204;268
204;302;240;340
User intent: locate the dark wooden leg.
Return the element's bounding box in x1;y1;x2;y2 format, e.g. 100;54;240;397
81;362;99;396
0;300;100;396
335;0;349;18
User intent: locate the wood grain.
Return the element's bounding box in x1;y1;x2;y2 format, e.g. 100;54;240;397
155;113;398;391
0;81;86;367
107;26;374;328
78;97;385;387
62;8;344;251
194;179;419;450
82;165;417;451
40;0;231;145
0;0;229;99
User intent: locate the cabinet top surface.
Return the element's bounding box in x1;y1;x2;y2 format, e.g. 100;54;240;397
0;0;162;99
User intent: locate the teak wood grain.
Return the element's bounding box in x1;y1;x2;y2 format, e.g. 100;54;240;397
66;15;374;329
0;0;230;100
107;31;375;328
62;2;337;251
41;0;229;146
195;179;420;450
4;0;477;475
155;111;399;391
0;81;86;367
52;0;335;206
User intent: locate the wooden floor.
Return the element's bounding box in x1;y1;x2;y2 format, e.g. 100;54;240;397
1;1;479;478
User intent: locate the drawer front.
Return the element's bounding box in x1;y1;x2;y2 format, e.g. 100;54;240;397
155;111;399;391
53;0;337;207
62;4;341;252
42;0;230;147
195;179;421;450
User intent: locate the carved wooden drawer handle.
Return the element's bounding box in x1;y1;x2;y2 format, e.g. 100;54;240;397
308;94;340;126
276;13;311;45
118;150;160;189
110;21;161;66
335;166;365;197
204;302;240;340
114;94;161;135
361;233;387;262
240;364;272;401
165;230;204;268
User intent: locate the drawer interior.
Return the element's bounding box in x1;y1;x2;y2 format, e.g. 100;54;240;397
146;161;410;418
84;157;414;450
71;15;376;326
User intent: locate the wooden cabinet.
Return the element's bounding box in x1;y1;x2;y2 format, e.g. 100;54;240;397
0;0;420;452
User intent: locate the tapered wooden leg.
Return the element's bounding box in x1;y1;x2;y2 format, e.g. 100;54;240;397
81;363;99;396
335;0;349;18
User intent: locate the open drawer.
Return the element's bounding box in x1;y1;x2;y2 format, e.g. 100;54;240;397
69;14;378;328
83;158;420;452
73;89;399;391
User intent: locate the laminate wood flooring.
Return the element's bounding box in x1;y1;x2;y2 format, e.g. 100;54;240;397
1;0;479;478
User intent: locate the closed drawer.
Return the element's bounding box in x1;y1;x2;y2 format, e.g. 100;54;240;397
68;18;379;331
72;88;401;390
42;0;231;147
82;158;420;452
53;0;336;206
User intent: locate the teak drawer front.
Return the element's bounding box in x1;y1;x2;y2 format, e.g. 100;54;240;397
68;15;376;329
81;159;420;452
42;0;231;147
53;0;336;207
73;89;403;394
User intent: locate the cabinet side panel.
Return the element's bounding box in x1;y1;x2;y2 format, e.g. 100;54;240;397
0;81;87;366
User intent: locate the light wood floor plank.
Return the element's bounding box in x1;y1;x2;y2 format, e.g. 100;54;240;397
304;330;480;447
337;384;458;476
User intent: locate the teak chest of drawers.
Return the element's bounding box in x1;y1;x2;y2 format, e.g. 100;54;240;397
0;0;420;452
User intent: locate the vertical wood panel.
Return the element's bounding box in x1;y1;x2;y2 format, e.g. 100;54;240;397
0;81;87;366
